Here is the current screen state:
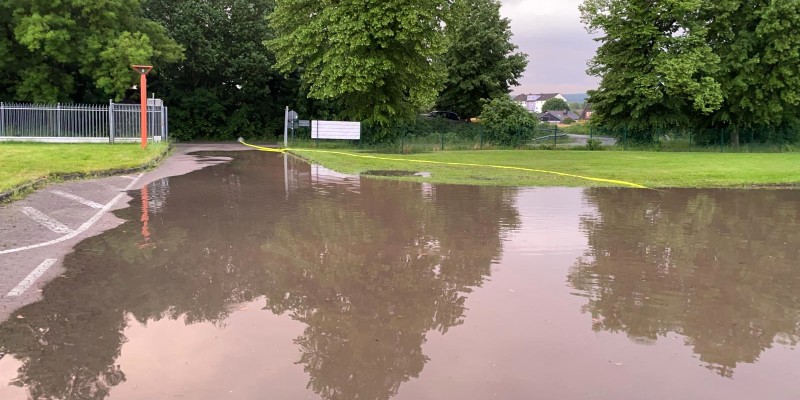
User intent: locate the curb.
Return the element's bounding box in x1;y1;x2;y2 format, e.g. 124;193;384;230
0;144;172;203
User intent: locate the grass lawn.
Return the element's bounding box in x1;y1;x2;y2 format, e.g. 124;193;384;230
0;142;169;194
291;149;800;188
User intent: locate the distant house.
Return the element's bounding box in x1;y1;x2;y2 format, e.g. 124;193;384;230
513;93;567;113
539;110;580;124
580;103;594;120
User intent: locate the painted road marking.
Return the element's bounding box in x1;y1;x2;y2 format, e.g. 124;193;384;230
20;207;73;234
0;173;143;255
51;190;104;209
7;258;57;297
120;175;136;180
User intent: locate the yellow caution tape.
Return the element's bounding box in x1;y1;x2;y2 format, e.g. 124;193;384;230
237;139;647;189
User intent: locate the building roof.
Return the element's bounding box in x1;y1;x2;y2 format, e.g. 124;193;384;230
580;103;594;120
513;93;562;102
540;110;580;121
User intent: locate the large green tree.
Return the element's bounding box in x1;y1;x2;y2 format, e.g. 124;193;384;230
144;0;294;140
435;0;528;119
0;0;182;103
581;0;723;142
703;0;800;145
267;0;449;131
541;97;570;112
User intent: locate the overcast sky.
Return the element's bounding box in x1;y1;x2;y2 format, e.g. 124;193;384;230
500;0;600;95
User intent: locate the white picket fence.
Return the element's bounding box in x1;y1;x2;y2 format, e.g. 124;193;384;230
0;99;168;143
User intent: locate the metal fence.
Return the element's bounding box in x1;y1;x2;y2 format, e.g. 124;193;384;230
0;100;168;143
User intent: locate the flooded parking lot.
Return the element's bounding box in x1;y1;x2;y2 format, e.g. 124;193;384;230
1;151;799;399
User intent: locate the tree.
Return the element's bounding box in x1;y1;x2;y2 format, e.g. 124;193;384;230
143;0;294;140
267;0;449;132
435;0;528;120
703;0;800;145
580;0;723;143
479;97;539;146
541;97;570;112
0;0;182;103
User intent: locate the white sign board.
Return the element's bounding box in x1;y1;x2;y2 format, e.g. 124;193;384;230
311;120;361;140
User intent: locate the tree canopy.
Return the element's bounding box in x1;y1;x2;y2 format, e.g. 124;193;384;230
582;0;800;145
435;0;528;120
541;97;570;112
143;0;292;140
267;0;449;129
0;0;183;103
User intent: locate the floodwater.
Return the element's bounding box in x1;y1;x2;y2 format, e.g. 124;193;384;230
1;151;799;399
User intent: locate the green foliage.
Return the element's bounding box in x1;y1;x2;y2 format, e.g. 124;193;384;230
144;0;293;141
478;97;539;146
582;0;800;146
581;0;723;143
541;98;570;112
0;0;183;102
268;0;449;130
435;0;528;120
562;117;576;125
585;138;604;150
702;0;800;145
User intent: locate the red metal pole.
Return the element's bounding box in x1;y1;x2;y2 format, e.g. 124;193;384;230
140;73;148;149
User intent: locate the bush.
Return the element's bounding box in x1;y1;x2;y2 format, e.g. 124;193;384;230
478;97;539;146
586;139;603;150
562;117;575;125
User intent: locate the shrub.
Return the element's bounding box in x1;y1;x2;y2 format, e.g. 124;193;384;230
586;138;603;150
562;117;575;125
479;97;539;146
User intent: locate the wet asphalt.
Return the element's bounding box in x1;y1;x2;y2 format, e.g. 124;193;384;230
0;144;249;322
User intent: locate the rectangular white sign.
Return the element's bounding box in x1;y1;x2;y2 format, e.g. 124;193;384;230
311;120;361;140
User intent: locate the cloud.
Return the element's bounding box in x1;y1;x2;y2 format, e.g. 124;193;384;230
500;0;600;95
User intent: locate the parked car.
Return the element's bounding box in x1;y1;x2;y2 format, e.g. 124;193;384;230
423;110;460;121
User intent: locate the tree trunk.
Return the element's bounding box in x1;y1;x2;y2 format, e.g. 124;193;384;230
730;127;740;147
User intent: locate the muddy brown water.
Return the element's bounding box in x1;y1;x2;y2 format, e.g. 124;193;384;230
1;151;799;399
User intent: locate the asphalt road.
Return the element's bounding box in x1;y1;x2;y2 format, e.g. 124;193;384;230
0;143;248;322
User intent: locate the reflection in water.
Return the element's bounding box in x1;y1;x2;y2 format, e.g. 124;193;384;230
0;152;519;400
569;188;800;377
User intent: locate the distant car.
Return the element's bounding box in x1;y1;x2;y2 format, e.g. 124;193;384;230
424;111;460;121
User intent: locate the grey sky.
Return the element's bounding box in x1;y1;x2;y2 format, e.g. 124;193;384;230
500;0;600;95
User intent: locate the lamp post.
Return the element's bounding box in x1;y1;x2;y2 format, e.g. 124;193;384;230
131;65;153;149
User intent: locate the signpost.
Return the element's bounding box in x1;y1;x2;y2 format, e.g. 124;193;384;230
131;65;153;149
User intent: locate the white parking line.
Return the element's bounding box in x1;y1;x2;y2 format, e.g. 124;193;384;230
51;190;104;209
7;258;57;297
20;207;73;234
0;173;143;255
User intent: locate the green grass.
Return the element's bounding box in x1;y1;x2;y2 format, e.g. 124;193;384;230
291;149;800;188
0;142;169;194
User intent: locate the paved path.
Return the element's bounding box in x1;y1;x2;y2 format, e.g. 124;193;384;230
566;134;617;146
0;143;251;322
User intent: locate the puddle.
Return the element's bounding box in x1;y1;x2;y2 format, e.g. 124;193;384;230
1;151;799;399
362;170;430;177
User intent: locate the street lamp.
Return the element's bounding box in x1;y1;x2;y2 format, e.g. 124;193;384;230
131;65;153;149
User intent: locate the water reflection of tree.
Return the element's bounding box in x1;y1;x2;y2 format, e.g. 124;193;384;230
569;188;800;377
0;153;518;400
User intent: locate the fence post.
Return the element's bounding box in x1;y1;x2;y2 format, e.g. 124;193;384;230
589;125;593;141
440;132;444;151
720;128;724;152
56;103;62;137
160;104;165;141
164;106;169;142
108;100;115;143
479;129;483;150
1;102;4;136
552;124;557;146
624;127;628;150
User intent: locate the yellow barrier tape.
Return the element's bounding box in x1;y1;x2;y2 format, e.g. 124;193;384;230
237;140;647;189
